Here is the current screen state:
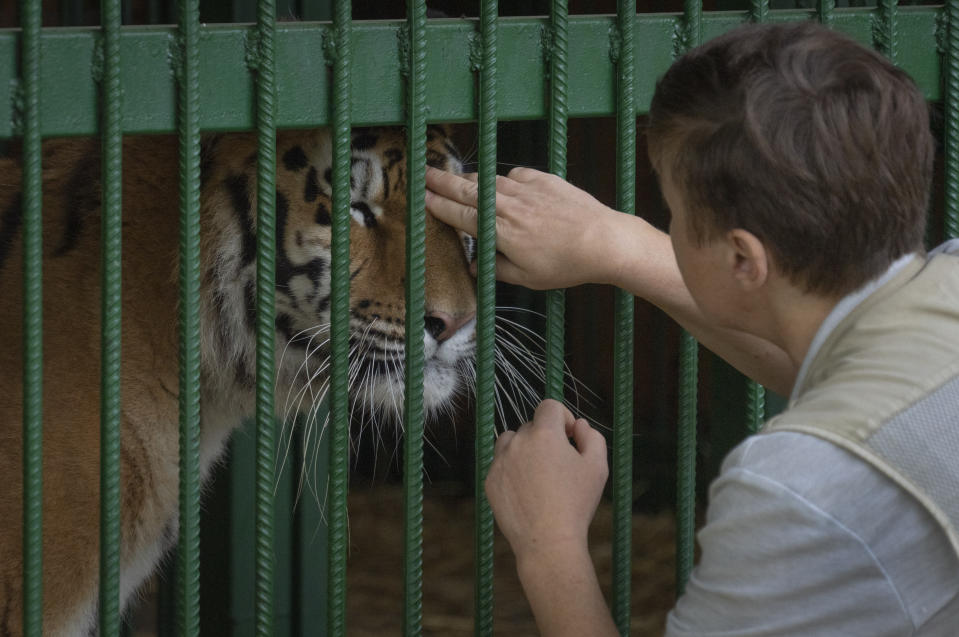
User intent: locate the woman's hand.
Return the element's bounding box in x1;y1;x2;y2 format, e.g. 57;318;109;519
425;166;626;290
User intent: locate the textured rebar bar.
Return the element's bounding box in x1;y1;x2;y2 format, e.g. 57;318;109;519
175;0;201;634
676;331;697;596
612;3;635;634
742;0;772;441
99;0;123;633
676;0;701;600
750;0;769;23
684;0;702;50
327;0;352;633
745;383;765;435
21;0;43;634
875;0;898;61
403;2;428;634
819;0;835;27
545;0;568;402
253;0;277;633
474;4;498;635
947;0;959;240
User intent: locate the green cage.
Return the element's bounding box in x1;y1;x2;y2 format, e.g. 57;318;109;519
6;0;956;635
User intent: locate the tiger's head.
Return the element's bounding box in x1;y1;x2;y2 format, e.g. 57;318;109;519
200;126;476;423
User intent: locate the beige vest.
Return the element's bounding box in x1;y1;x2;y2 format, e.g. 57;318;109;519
764;249;959;559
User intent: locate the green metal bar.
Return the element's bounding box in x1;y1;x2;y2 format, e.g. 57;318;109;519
875;0;898;62
947;0;959;240
742;0;767;438
676;0;701;600
0;12;945;138
684;0;702;49
176;0;202;633
819;0;835;26
612;2;635;633
20;0;43;633
745;384;765;434
676;330;697;596
99;0;123;634
327;0;351;633
404;2;428;634
750;0;769;22
545;0;568;402
474;3;497;635
253;0;278;632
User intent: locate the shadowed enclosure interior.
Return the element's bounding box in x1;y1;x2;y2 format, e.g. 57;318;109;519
7;0;956;634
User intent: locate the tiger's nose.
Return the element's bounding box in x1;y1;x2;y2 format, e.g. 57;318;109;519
425;311;476;343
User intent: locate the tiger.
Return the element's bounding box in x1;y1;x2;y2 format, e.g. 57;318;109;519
0;126;477;635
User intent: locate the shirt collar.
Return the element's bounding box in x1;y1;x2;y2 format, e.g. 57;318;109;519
789;251;918;403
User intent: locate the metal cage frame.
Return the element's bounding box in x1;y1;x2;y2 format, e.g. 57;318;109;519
9;0;956;634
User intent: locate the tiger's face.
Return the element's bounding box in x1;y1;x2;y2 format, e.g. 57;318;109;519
200;126;476;422
0;128;522;637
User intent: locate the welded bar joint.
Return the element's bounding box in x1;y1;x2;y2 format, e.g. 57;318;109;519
874;0;899;62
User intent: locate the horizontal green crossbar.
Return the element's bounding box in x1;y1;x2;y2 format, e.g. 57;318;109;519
0;9;942;138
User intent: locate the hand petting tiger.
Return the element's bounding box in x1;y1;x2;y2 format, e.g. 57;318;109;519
0;126;477;635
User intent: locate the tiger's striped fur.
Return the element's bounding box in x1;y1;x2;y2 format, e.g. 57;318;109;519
0;127;475;635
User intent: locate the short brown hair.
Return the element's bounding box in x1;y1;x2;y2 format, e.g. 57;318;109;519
647;22;934;297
